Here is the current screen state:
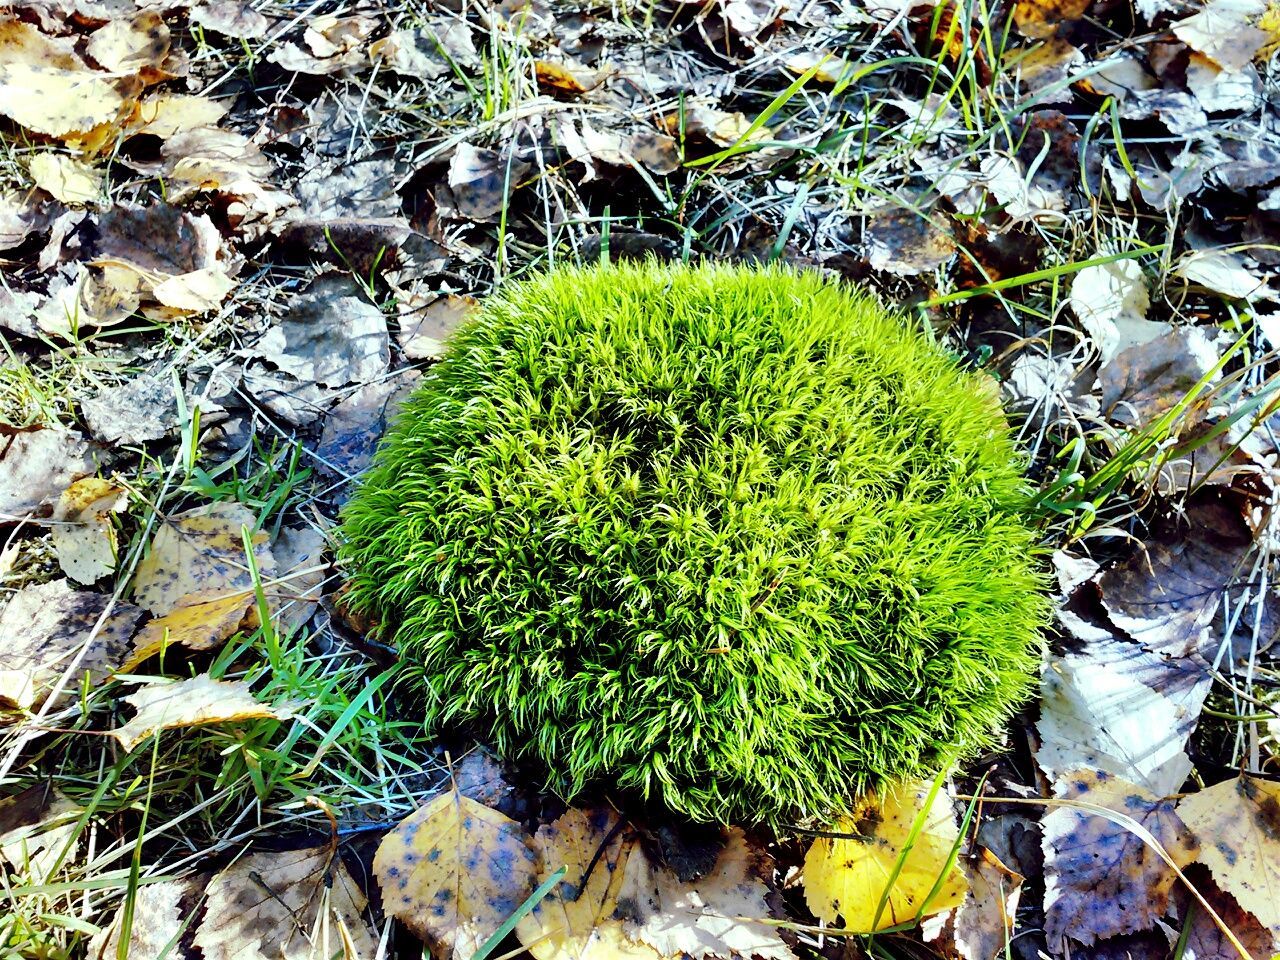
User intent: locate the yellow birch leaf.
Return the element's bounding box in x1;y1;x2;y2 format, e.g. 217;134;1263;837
373;785;538;960
516;807;660;960
1178;775;1280;940
129;93;227;139
111;675;289;752
28;153;101;204
86;11;170;75
50;477;126;584
0;63;124;137
803;780;968;932
123;589;258;671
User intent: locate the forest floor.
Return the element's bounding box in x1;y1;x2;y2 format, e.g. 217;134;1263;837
3;0;1280;959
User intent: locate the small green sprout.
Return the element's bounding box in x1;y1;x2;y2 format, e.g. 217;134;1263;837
338;261;1048;825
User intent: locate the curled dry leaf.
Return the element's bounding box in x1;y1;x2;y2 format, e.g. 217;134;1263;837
516;807;659;960
50;477;127;584
0;580;142;711
374;785;538;960
1177;775;1280;941
111;674;290;752
616;827;795;960
1041;769;1198;949
802;780;968;932
195;845;378;960
130;502;276;616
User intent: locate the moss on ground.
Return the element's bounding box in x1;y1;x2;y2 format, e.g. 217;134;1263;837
338;261;1048;824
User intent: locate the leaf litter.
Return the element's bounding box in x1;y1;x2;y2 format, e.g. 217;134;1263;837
3;0;1280;957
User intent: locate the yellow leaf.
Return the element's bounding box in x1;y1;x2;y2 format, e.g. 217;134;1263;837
131;503;275;616
1178;775;1280;940
373;785;538;960
150;266;235;313
86;11;170;75
50;477;126;584
123;590;258;672
802;780;968;932
516;807;660;960
194;845;378;960
28;153;101;204
129;93;227;139
111;675;289;752
0;63;124;137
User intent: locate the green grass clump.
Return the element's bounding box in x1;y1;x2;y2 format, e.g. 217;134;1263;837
338;261;1048;824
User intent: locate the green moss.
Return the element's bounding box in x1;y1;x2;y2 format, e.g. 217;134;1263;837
338;261;1049;824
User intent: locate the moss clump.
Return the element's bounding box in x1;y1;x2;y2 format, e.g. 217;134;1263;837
338;262;1048;824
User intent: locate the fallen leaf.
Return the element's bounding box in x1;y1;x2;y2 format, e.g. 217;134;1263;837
28;153;102;205
270;525;328;636
89;878;195;960
86;11;169;75
1098;326;1220;431
1069;259;1151;361
516;807;658;960
130;502;276;616
802;780;968;932
0;426;94;518
194;844;377;960
128;92;228;139
397;294;480;361
616;827;795;960
50;477;127;584
373;785;538;960
123;590;258;671
1013;0;1090;43
443;143;530;222
0;62;125;138
536;60;591;96
252;273;390;389
1175;871;1278;960
1175;249;1270;300
111;675;289;752
0;189;51;250
1177;775;1280;941
1172;0;1270;70
0;783;82;884
1041;769;1198;949
927;847;1023;960
190;1;270;40
0;580;142;711
81;372;180;445
317;371;421;484
864;206;956;276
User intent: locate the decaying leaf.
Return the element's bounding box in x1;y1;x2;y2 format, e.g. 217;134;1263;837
194;844;378;960
516;807;658;960
0;62;125;138
111;674;290;752
28;153;102;205
1098;326;1220;431
864;207;956;276
80;372;180;445
89;878;195;960
927;847;1023;960
1171;0;1270;71
0;783;83;884
269;525;328;636
374;785;538;960
1041;769;1198;949
1177;775;1280;941
0;580;142;711
0;426;94;518
86;11;170;75
802;780;968;932
397;294;480;361
1175;872;1278;960
50;477;127;584
616;827;795;960
443;142;531;222
130;502;276;616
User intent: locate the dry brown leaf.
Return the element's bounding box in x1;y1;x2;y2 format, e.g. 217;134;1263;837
111;675;289;752
922;848;1024;960
89;878;195;960
1098;327;1219;431
28;153;101;205
191;0;271;40
802;780;968;931
0;783;83;884
1172;0;1269;71
1176;872;1278;960
0;580;142;711
864;206;956;276
535;60;591;96
1178;776;1280;941
270;525;328;635
131;502;276;616
616;827;795;960
50;477;127;584
516;807;659;960
374;785;538;959
0;425;94;518
194;844;378;960
1041;769;1198;949
123;590;258;671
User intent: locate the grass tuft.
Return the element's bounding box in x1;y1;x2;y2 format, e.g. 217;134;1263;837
337;261;1050;825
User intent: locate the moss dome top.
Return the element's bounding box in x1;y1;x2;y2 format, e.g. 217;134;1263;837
338;262;1048;824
